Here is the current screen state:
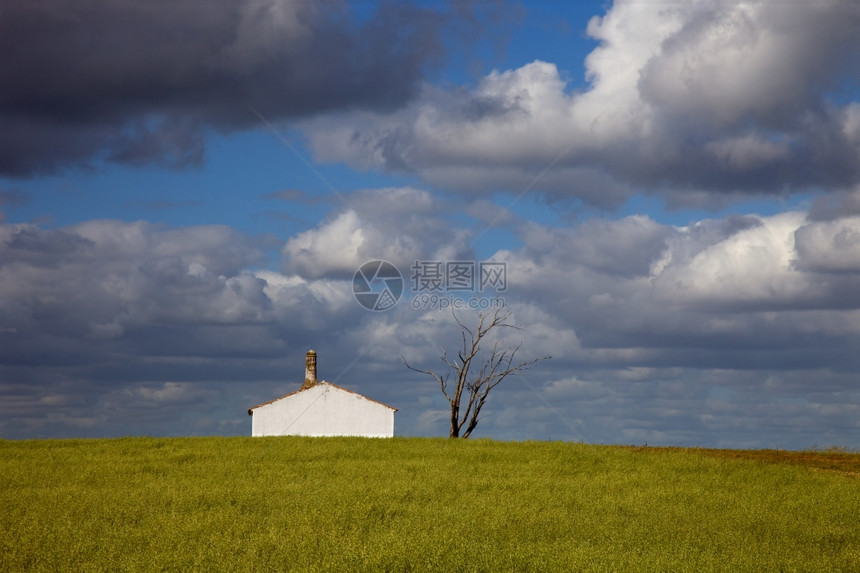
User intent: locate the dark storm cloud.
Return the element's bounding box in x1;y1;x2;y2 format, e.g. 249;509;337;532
807;187;860;221
0;0;451;176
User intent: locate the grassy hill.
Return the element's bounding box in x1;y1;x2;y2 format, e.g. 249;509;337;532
1;437;858;572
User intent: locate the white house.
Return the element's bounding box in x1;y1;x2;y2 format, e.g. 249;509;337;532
248;350;396;438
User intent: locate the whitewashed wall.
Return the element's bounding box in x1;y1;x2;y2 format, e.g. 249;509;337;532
250;382;395;438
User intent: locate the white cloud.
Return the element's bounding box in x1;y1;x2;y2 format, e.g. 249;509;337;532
302;0;860;203
283;210;369;278
794;216;860;273
219;0;311;70
653;212;809;307
281;187;473;278
0;220;271;343
3;200;860;447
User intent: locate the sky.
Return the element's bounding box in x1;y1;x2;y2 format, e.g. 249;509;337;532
2;0;859;449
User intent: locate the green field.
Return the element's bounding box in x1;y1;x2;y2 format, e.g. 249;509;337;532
1;437;858;572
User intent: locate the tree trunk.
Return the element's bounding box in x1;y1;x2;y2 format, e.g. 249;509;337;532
403;309;550;439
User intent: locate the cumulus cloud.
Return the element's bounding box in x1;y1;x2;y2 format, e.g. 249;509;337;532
6;1;859;447
0;221;270;347
2;199;860;447
303;0;860;205
0;217;384;437
275;194;859;445
652;212;810;310
475;209;860;383
0;0;452;176
794;216;860;274
281;187;474;278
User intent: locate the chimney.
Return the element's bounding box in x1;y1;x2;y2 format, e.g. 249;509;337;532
302;349;317;389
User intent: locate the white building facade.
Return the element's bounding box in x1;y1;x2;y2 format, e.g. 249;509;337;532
248;350;396;438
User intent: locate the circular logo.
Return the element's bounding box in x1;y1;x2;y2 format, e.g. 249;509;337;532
353;260;403;311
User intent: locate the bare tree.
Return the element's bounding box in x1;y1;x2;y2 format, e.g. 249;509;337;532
404;308;550;439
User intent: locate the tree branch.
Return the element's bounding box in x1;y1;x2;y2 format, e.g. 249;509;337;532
404;308;550;439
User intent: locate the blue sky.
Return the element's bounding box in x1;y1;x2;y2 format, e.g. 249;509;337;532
2;0;859;448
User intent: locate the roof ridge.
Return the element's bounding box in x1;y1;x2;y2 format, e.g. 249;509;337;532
248;380;397;414
318;380;398;411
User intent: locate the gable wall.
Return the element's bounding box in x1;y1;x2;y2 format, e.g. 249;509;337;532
251;384;394;437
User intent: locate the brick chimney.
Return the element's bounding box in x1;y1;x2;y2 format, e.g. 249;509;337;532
302;349;317;390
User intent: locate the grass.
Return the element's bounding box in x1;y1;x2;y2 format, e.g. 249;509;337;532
1;437;858;572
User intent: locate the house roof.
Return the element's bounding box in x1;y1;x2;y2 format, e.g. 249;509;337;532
247;381;398;415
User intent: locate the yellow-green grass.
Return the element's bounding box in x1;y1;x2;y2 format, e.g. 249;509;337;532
1;437;857;572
